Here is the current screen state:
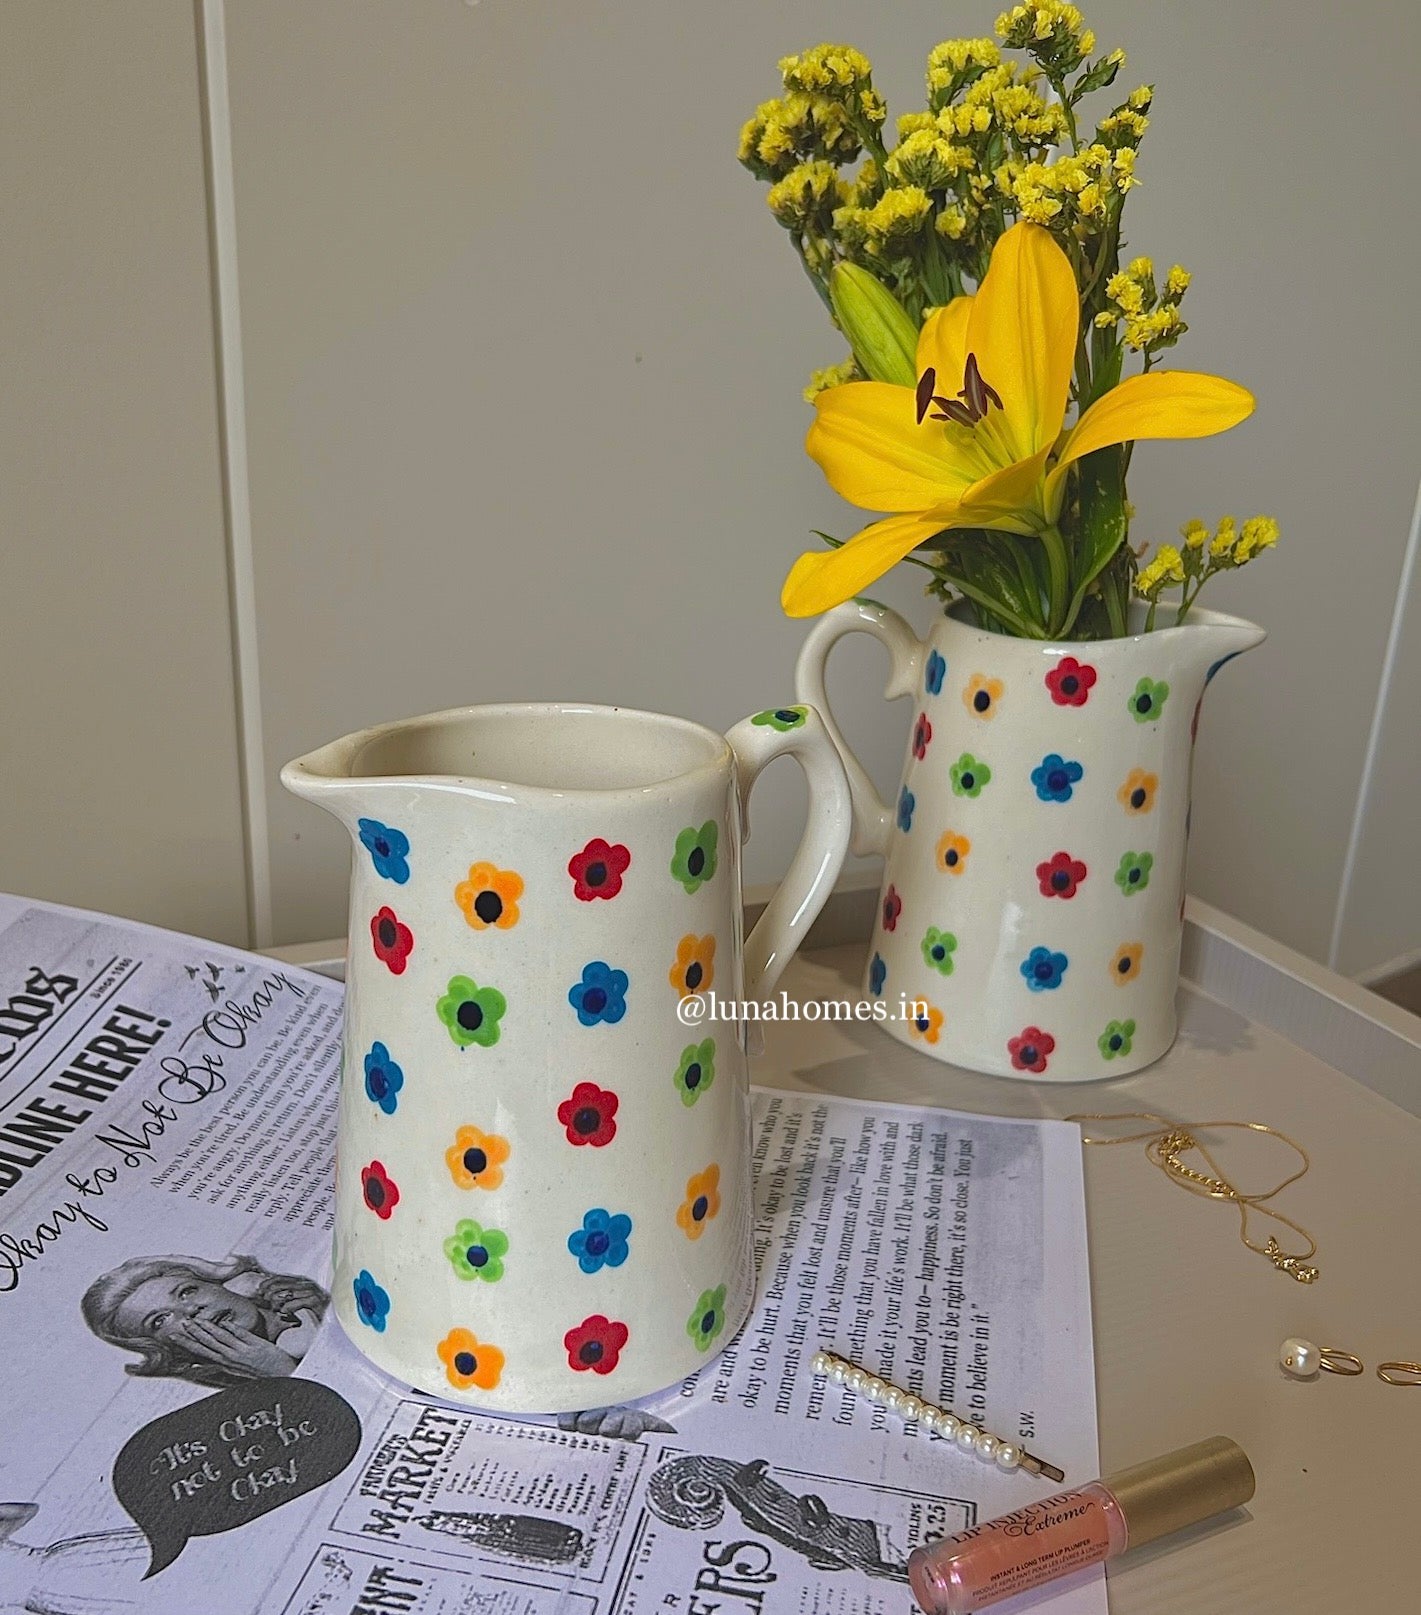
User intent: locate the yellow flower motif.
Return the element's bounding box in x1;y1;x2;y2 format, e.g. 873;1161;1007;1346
455;863;524;931
907;1003;945;1044
446;1125;511;1191
783;222;1253;616
438;1328;504;1392
670;934;716;999
936;831;971;874
676;1164;722;1241
1118;769;1158;814
1111;943;1144;985
804;359;860;404
963;674;1005;718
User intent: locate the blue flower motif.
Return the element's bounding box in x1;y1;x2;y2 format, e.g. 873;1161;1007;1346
1020;946;1069;992
925;650;946;695
1032;753;1084;803
869;952;887;997
568;961;629;1026
362;1041;404;1115
897;787;916;832
357;818;410;883
353;1269;390;1332
568;1208;633;1274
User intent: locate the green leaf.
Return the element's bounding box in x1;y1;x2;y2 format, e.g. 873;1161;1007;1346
1058;446;1127;635
1070;54;1123;104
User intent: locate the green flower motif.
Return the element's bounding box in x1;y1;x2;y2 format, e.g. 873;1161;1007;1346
443;1218;508;1282
671;821;719;893
1114;851;1154;896
921;927;958;977
687;1283;728;1351
950;753;991;797
1098;1019;1137;1060
1128;677;1170;723
674;1038;717;1107
752;706;808;732
437;974;507;1048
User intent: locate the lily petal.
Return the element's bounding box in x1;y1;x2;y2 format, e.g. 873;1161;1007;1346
1045;371;1255;510
807;382;972;512
964;222;1077;464
916;296;973;393
959;443;1054;534
781;510;957;618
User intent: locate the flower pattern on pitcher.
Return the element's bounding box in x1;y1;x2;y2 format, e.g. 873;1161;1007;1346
936;832;970;875
950;753;991;797
669;935;715;998
565;1315;629;1374
911;712;932;760
353;1270;390;1332
569;1209;632;1273
569;961;629;1025
896;787;916;831
1007;1027;1055;1073
1118;769;1158;813
558;1082;619;1148
446;1126;510;1191
1036;851;1087;899
907;1004;944;1044
670;822;718;893
439;1328;504;1391
674;1039;716;1107
677;1165;721;1240
868;953;887;996
444;1219;508;1283
687;1286;728;1351
360;1161;399;1219
881;886;902;931
1128;677;1170;723
1114;851;1154;896
371;907;414;974
455;863;523;930
1020;947;1069;992
963;674;1003;718
1044;656;1097;707
1099;1019;1137;1060
358;819;410;883
1032;753;1083;803
437;975;507;1048
924;650;946;695
363;1041;404;1114
568;838;631;901
1111;943;1144;983
752;706;807;732
921;928;957;977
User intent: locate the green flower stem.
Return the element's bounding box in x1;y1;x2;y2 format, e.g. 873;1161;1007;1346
940;571;1045;639
1039;524;1071;637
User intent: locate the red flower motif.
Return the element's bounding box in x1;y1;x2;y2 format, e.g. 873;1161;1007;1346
1007;1027;1056;1074
360;1159;399;1220
882;885;902;932
911;712;932;760
1036;851;1088;899
371;907;414;974
564;1314;629;1375
568;839;631;901
557;1081;619;1148
1045;656;1097;707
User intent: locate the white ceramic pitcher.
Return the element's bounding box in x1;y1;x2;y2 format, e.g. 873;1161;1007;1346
797;601;1264;1081
282;701;850;1411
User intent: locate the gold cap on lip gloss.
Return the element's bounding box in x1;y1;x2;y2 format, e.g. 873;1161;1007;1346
1108;1435;1255;1549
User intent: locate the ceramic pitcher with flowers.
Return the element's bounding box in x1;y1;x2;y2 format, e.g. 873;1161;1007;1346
282;700;851;1412
797;600;1263;1081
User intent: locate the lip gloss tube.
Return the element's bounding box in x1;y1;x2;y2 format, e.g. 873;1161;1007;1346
908;1435;1255;1614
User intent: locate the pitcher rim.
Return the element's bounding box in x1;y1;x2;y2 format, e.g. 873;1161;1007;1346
280;700;737;804
937;597;1265;651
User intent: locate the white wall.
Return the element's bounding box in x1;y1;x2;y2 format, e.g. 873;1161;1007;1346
3;0;1418;976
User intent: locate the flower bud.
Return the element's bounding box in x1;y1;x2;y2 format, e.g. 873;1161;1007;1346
828;262;918;387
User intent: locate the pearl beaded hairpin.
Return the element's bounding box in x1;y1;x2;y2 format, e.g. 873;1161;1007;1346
810;1348;1065;1484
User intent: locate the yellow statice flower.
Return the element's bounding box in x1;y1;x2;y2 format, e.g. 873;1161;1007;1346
739;93;860;178
847;160;883;208
1098;107;1149;144
928;37;1001;85
1105;269;1147;315
1164;264;1191;298
1180;518;1209;550
804;358;860;404
1209;516;1239;558
936;205;971;239
991;81;1068;143
897;110;937;139
1128;84;1154;110
1124;305;1184;351
766;161;851;230
887;129;974;190
1135;544;1186;597
996;2;1087;46
779;44;874;96
1234;515;1280;560
860;186;934;252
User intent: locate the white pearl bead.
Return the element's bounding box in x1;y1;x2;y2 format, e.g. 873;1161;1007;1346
996;1443;1023;1470
845;1367;867;1392
975;1432;1000;1461
938;1413;961;1440
1279;1337;1320;1378
955;1424;979;1453
829;1361;848;1384
920;1407;943;1433
811;1350;829;1375
901;1395;925;1421
865;1377;887;1401
883;1388;905;1414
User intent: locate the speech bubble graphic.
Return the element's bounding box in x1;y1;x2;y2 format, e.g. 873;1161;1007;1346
112;1376;361;1577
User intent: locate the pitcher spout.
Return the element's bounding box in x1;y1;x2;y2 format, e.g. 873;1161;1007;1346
280;731;388;832
1179;606;1267;683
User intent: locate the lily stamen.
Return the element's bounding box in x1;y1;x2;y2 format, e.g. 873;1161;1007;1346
930;353;1003;428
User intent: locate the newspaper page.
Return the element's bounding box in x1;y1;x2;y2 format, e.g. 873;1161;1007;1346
0;896;1102;1615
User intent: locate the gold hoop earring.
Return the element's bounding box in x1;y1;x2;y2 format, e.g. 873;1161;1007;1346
1279;1339;1363;1379
1376;1361;1421;1386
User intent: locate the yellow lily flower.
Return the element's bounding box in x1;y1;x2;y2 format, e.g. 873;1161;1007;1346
782;222;1255;618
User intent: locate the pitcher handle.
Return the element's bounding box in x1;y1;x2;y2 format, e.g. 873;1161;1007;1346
725;705;853;1002
793;600;924;859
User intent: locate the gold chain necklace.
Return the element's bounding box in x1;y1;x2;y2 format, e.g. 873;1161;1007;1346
1065;1111;1319;1283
